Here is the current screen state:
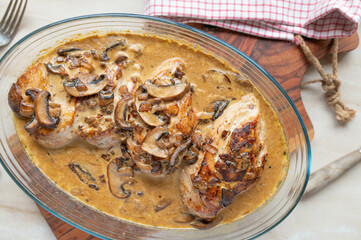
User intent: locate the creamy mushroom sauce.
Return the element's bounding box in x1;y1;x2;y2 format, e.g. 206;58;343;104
14;33;288;228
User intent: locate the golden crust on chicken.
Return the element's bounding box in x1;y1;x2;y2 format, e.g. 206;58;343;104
180;94;267;219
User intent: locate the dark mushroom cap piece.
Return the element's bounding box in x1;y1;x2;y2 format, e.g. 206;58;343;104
24;116;40;134
101;39;127;61
114;96;133;129
141;126;170;158
114;52;129;66
25;88;41;101
168;138;192;172
213;100;230;121
8;83;23;115
107;160;134;199
34;90;60;129
63;73;109;97
45;63;69;76
144;80;190;101
57;47;82;56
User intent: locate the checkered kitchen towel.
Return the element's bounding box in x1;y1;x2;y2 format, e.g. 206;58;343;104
145;0;361;41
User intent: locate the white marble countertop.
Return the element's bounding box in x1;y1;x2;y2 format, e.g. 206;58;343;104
0;0;360;239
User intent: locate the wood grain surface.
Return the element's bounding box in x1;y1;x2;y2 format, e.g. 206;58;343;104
37;26;359;239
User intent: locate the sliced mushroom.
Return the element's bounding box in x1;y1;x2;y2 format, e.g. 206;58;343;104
213;100;230;121
8;83;23;115
24;117;40;133
141;126;170;158
34;90;59;129
114;52;129;66
183;144;199;165
19;100;34;118
144;80;190;100
99;90;114;107
101;39;127;61
114;96;133;129
79;58;95;72
135;86;167;126
68;163;98;190
25;89;41;101
57;47;82;56
204;69;230;84
107;160;134;199
63;73;109;97
45;63;68;76
168;138;192;172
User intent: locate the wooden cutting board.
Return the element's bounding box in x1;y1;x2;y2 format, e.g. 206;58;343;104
37;25;359;239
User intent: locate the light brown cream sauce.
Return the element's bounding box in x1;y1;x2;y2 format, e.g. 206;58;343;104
14;33;288;228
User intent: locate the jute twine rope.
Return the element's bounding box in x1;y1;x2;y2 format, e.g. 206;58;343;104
295;34;356;124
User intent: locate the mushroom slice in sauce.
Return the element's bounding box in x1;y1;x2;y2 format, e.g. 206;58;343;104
168;138;192;172
24;117;40;133
68;163;98;190
8;83;23;116
99;89;114;107
25;89;41;101
114;96;133;129
135;86;167;127
101;39;127;61
141;126;170;158
144;80;190;100
212;100;230;121
64;73;109;97
57;47;82;56
107;160;134;199
114;51;129;66
45;63;69;76
203;69;231;84
34;90;60;129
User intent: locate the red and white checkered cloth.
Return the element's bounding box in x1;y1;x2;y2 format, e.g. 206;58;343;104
145;0;361;41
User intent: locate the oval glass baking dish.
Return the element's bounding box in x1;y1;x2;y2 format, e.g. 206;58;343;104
0;14;311;239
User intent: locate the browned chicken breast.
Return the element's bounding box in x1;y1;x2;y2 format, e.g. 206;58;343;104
180;93;267;219
124;58;197;177
73;64;123;148
8;44;128;149
8;62;77;149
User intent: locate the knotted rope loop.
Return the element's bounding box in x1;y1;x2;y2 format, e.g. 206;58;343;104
295;34;356;124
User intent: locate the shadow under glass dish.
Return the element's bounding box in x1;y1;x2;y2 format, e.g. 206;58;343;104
0;14;311;240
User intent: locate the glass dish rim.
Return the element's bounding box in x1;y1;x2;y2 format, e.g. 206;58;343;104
0;13;312;240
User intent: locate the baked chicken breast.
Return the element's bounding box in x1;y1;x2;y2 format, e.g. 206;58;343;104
180;93;267;219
